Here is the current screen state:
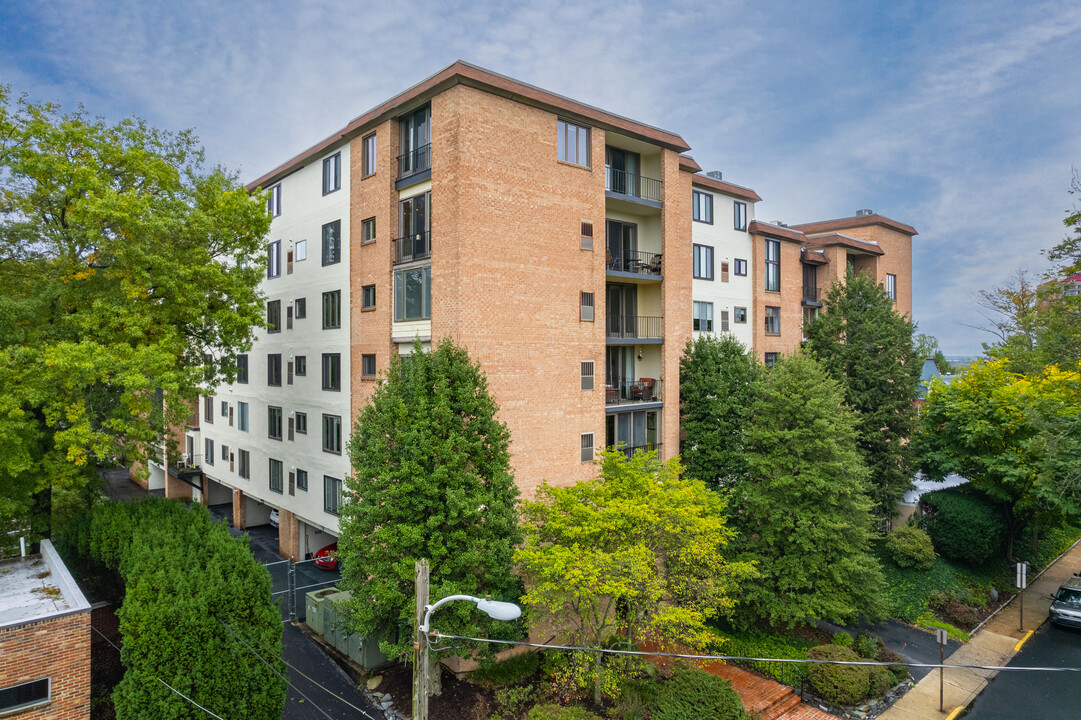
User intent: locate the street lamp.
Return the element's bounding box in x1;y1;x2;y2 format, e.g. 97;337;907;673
419;594;522;633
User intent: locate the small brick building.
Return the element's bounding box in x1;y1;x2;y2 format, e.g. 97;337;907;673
0;539;91;719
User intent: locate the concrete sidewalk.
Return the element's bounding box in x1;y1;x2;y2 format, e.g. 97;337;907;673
879;539;1081;720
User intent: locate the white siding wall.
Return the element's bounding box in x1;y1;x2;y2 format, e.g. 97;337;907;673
202;144;351;537
690;186;755;350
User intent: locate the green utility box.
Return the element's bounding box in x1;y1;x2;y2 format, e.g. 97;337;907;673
321;590;389;669
304;587;339;635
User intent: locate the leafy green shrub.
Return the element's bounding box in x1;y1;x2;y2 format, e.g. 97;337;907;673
942;603;978;629
868;664;892;697
652;669;745;720
853;633;883;660
832;632;853;647
880;647;909;685
921;489;1005;565
525;705;602;720
807;645;869;706
471;651;542;688
885;526;936;570
495;684;534;715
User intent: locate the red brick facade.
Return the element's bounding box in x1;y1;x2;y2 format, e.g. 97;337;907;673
0;612;90;720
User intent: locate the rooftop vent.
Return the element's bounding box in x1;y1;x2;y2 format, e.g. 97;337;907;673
774;220;788;227
856;208;874;217
706;170;723;180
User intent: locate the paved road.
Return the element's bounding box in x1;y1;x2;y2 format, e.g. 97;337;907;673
964;622;1081;720
281;623;384;720
819;618;961;681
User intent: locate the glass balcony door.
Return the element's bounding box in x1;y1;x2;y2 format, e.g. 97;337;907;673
606;146;640;197
398;192;431;262
606;283;637;338
606;220;637;273
606;410;658;454
399;105;431;176
606;346;635;388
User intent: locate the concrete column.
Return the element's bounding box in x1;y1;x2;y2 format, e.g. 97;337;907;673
278;509;298;561
232;489;247;530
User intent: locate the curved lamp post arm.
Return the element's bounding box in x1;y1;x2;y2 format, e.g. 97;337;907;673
419;594;522;634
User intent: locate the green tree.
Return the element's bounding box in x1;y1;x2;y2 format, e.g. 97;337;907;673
914;332;954;374
339;339;523;690
516;449;756;706
679;334;758;486
806;270;920;516
732;353;885;627
915;360;1081;558
973;271;1044;375
0;86;269;543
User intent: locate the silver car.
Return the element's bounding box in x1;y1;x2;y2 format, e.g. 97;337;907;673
1049;576;1081;629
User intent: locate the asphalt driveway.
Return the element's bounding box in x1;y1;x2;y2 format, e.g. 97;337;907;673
819;617;961;681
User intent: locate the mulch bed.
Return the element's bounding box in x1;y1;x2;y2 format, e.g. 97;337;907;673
374;661;496;720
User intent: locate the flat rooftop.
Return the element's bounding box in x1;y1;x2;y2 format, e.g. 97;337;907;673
0;539;90;629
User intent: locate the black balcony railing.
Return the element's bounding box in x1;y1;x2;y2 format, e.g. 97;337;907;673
605;166;664;203
606;250;662;276
169;454;201;472
394;231;431;264
606;315;663;340
397;144;431;179
802;286;821;302
610;443;663;461
605;378;662;406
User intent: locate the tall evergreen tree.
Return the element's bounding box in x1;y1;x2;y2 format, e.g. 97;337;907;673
806;271;920;516
339;339;523;685
679;335;758;486
733;353;885;627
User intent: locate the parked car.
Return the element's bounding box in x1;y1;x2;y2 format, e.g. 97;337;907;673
314;542;340;570
1049;576;1081;628
269;510;279;528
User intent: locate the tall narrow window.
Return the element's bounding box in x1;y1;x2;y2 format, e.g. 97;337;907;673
322;152;341;195
734;201;747;231
296;468;308;491
393;267;431;321
720;261;730;283
693;245;714;280
322;220;341;265
238;449;250;479
322;353;341;391
581;433;595;463
267;185;281;217
205;438;214;466
692;191;713;223
581;361;594;390
267;300;281;332
236;354;248;383
556;119;590;167
764;306;781;335
322;414;342;454
764;239;780;292
267;353;282;386
295;356;307;375
296;412;308;434
720;309;730;332
886;273;897;301
237;402;249;432
361;284;376;310
269;458;283;493
295;239;307;261
324;475;343;515
361;354;376;378
295;298;306;319
397;192;431;263
581;221;594;251
268;406;283;440
692;301;713;332
204;396;213;423
362;217;376;244
267;240;281;278
580;292;595;322
322;290;341;329
398;106;431;178
362;133;377;177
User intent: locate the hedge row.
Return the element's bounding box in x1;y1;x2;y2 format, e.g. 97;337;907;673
66;498;286;719
920;488;1005;565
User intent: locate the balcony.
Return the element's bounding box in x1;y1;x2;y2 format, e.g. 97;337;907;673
605;378;662;407
605;167;663;205
394;231;431;264
397;144;431;181
167;454;202;479
802;286;822;306
610;442;663;461
606;250;662;277
606;315;664;341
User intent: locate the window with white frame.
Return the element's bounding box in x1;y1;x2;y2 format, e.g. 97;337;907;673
886;273;897;301
692;301;713;332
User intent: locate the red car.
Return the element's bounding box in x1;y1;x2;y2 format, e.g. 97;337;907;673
313;543;340;570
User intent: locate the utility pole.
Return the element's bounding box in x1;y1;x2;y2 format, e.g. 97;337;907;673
413;559;430;720
1016;561;1028;632
936;628;947;712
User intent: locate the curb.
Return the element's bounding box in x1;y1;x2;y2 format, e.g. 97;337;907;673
943;706;965;720
1013;630;1033;652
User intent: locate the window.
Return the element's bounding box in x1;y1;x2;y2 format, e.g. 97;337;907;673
295;356;306;375
296;411;308;434
322;152;341;195
886;273;897;301
324;475;343;515
322;220;341;265
267;300;281;332
720;261;730;283
267;354;282;386
693;244;714;280
322;353;341;391
220;401;228;417
322;290;341;329
323;414;342;454
205;438;214;466
287;359;294;385
221;444;229;463
238;449;250;479
556;119;590;167
764;239;780;292
581;433;594;463
237;402;249;432
734;306;747;323
362;217;376;244
296;468;308;491
0;678;50;713
269;458;283;493
692;301;713;332
295;239;307;261
764;306;781;335
397;193;430;262
720;309;730;332
399;106;430;177
361;284;376;310
362;354;376;378
268;406;283;440
764;352;779;367
692;191;713;223
581;360;594;391
580;291;594;322
236;354;248;383
362;133;376;177
393;267;431;321
581;221;594;251
267;185;281;217
734;201;747;231
734;258;748;276
203;396;213;423
295;298;306;319
268;240;281;278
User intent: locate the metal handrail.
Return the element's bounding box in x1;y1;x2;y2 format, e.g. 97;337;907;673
394;231;431;264
723;639;808;698
605;379;662;405
606;315;663;340
605;166;664;203
611;443;663;460
802;286;821;301
606;250;662;276
397;143;431;179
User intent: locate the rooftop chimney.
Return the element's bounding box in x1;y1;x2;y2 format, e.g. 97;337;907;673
856;208;874;217
706;170;723;180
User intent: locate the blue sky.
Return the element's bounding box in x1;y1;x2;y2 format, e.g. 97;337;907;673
2;0;1079;355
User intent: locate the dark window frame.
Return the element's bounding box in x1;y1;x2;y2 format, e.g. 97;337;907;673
362;133;377;177
236;354;248;384
393;266;431;322
267;185;281;217
267;299;281;333
556;118;591;167
295;355;307;376
693;244;714;280
322;353;341;391
692;300;713;332
361;353;376;378
296;468;308;491
322;414;342;455
764;305;781;335
322;220;341;266
268;406;283;440
734;306;748;323
764;239;780;292
692;190;713;223
267;354;282;387
322;152;341;195
324;475;343;515
296;411;308;434
267;240;281;278
237;401;249;432
361;284;376;310
295;297;306;319
734;201;747;231
269;458;284;493
238;449;250;479
322;290;342;329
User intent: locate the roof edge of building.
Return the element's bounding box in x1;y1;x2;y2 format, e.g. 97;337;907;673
792;213;918;237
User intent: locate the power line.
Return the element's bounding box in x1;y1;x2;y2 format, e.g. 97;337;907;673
90;624;121;652
430;632;1081;673
156;678;228;720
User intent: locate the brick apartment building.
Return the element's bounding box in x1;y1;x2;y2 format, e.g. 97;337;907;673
0;540;91;719
178;61;915;560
